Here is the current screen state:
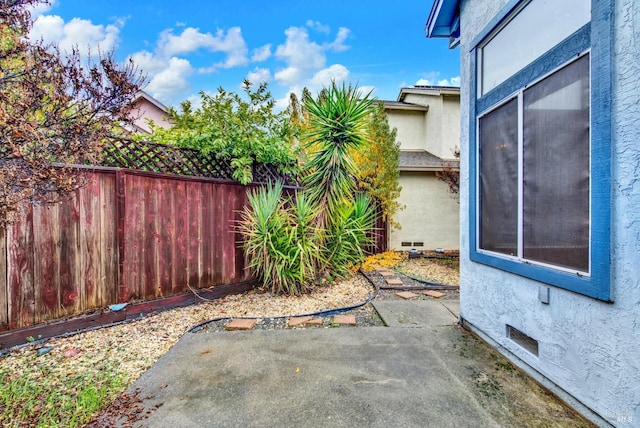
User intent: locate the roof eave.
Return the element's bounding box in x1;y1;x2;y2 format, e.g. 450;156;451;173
425;0;461;47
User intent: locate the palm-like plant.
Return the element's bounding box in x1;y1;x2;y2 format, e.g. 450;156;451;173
239;82;377;294
302;82;374;230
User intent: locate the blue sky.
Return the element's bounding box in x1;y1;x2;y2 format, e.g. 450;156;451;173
29;0;459;109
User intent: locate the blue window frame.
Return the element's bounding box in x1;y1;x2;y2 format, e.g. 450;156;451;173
468;0;612;301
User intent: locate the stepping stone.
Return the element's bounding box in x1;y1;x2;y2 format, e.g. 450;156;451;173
332;314;357;326
386;278;404;285
423;290;447;299
395;291;419;300
287;316;313;327
226;318;257;330
377;270;396;277
305;317;324;326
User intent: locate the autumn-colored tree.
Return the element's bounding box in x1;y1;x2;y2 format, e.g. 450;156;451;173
0;0;144;226
352;101;402;227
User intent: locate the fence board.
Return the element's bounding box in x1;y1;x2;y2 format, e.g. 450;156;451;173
0;229;7;330
7;211;35;329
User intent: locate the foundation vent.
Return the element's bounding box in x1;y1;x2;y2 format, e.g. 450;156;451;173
506;325;539;356
401;241;412;247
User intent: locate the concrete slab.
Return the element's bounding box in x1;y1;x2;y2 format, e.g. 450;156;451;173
129;328;500;428
441;300;460;318
126;318;591;428
372;300;457;328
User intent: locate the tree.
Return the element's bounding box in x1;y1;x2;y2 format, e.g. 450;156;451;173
352;101;402;228
146;80;298;184
0;0;144;226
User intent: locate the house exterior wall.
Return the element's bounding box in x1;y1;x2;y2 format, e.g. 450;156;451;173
390;172;459;251
457;0;640;425
131;98;171;134
387;110;427;151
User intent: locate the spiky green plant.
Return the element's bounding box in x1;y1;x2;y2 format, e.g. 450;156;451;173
302;82;374;231
239;82;377;294
238;182;323;294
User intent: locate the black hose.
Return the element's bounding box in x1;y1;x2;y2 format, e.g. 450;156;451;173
380;270;459;290
188;271;380;333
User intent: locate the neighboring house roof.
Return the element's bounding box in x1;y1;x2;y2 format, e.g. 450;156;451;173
398;85;460;101
383;100;429;112
399;150;459;172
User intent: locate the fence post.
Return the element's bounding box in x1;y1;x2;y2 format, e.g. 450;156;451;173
115;169;128;302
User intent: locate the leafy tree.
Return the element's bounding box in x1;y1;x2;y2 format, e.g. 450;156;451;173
0;0;144;226
239;82;376;294
146;80;298;184
353;101;403;228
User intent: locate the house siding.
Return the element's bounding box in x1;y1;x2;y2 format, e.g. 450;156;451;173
390;172;459;251
457;0;640;425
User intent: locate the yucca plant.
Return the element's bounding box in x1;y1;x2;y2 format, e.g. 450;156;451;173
239;82;377;294
239;182;323;294
302;82;374;231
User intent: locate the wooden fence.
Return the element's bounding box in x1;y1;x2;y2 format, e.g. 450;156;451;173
0;167;257;331
0;163;388;334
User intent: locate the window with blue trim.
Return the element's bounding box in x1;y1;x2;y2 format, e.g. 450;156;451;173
469;0;612;301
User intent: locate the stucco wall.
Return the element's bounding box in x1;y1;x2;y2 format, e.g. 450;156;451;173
387;110;427;150
457;0;640;425
389;172;459;251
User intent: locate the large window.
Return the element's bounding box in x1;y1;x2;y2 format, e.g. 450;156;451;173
470;0;612;300
479;55;590;274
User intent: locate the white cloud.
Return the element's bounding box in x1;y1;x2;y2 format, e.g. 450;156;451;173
306;20;330;34
275;26;326;70
326;27;350;52
146;57;193;103
310;64;349;86
251;44;271;62
415;74;461;87
30;15;122;57
246;67;271;85
129;50;167;75
274;66;304;86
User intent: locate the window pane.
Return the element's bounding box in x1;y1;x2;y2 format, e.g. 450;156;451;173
480;0;590;96
479;98;519;256
522;55;590;272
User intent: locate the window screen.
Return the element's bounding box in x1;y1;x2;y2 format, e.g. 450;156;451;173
479;98;519;256
522;55;590;272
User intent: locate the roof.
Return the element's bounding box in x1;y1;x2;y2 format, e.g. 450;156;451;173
397;86;460;102
383;101;429;112
135;91;169;113
425;0;460;47
399;150;459;172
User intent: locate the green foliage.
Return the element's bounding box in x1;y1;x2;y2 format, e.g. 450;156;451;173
146;80;298;184
0;365;125;427
239;82;377;295
353;101;403;228
302;82;374;229
239;182;323;294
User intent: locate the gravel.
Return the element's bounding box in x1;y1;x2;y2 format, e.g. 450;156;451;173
0;257;459;426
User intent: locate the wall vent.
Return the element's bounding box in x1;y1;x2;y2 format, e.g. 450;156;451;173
401;241;412;247
412;241;424;247
506;325;539;356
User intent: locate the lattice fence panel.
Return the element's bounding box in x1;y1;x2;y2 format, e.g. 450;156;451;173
101;139;298;185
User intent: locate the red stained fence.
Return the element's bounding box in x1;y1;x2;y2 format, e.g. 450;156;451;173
0;167;254;331
0;166;388;333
